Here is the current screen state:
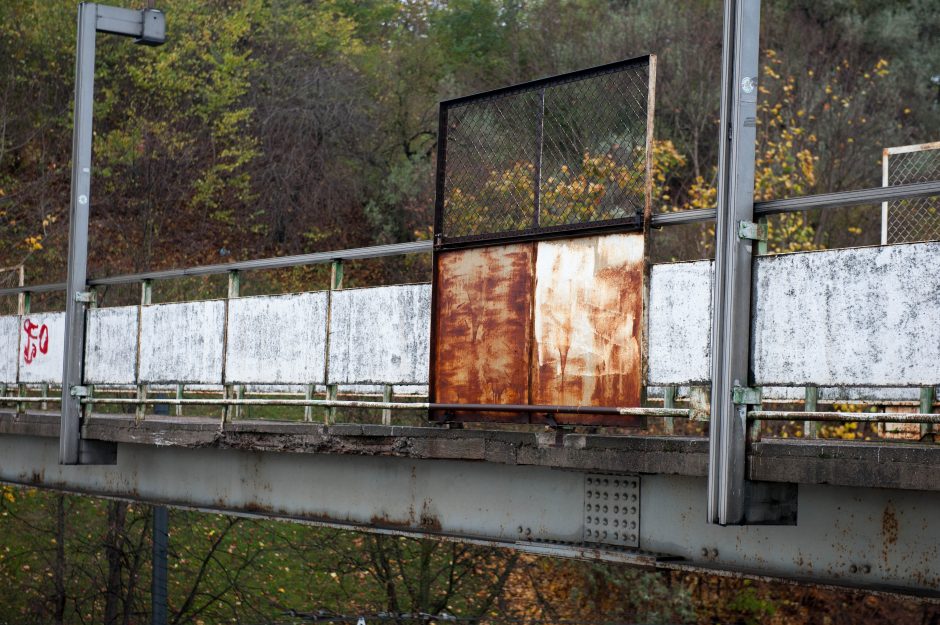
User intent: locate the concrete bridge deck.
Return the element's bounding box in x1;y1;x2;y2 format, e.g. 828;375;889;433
3;410;939;494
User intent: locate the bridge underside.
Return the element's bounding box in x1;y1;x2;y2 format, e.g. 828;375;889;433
1;409;938;598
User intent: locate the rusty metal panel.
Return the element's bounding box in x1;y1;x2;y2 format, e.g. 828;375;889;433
647;260;713;385
327;284;430;385
226;292;328;385
433;244;533;411
139;301;225;384
531;234;644;421
18;312;65;384
85;306;138;385
0;315;18;383
753;242;940;387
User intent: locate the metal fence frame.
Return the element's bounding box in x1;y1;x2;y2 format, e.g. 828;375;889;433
881;141;940;245
433;55;655;249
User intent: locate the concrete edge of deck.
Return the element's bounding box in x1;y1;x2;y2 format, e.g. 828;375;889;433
1;409;938;491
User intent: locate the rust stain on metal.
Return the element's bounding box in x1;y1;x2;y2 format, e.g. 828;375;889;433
531;234;644;425
882;503;899;564
433;244;534;412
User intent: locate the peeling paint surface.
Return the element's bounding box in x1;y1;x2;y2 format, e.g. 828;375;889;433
1;434;939;594
753;243;940;386
139;301;225;384
328;285;430;384
85;307;139;385
433;244;533;408
18;312;64;384
227;292;328;384
532;234;644;419
647;260;712;385
0;315;18;383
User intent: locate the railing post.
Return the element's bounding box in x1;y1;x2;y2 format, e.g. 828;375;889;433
382;385;393;426
175;383;183;417
17;290;30;415
224;270;240;422
663;385;677;435
304;384;315;422
84;286;97;420
136;281;151;422
325;260;343;425
804;386;818;439
921;386;935;440
707;0;762;525
15;266;25;316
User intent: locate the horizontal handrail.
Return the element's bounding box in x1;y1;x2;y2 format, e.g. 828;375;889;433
71;397;694;418
749;410;940;424
2;181;938;298
649;180;940;226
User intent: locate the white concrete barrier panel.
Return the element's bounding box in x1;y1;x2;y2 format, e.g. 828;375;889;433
85;306;139;385
0;315;19;384
328;284;431;385
647;260;712;385
139;300;225;384
648;242;940;388
753;243;940;387
226;292;329;384
18;312;65;384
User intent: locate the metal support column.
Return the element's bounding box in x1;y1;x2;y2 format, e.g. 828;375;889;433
151;505;168;625
707;0;762;525
60;4;100;465
58;3;166;464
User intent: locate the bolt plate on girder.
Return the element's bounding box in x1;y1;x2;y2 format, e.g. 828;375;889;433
583;474;640;548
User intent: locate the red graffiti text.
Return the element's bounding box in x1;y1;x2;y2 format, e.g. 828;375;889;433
22;318;49;365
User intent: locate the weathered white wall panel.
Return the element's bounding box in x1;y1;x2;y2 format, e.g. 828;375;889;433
84;306;139;385
328;284;430;384
18;312;65;383
753;243;940;386
139;301;225;384
226;292;328;384
0;315;19;383
647;260;712;385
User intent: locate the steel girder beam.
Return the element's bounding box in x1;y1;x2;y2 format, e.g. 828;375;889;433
0;434;938;596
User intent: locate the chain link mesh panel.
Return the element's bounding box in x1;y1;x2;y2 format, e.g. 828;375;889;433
886;145;940;244
436;56;653;247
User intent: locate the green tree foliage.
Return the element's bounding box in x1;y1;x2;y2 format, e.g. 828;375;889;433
1;0;938;283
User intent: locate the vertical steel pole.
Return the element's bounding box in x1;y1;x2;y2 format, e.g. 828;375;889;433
60;3;98;465
708;0;762;525
151;505;168;625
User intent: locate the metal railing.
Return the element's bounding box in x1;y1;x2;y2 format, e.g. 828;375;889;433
1;180;939;431
4;179;940;299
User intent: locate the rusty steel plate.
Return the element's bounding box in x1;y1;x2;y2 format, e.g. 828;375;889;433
431;232;646;426
431;243;534;420
531;233;644;425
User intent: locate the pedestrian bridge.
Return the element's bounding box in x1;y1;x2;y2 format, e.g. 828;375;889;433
2;237;940;597
3;0;940;598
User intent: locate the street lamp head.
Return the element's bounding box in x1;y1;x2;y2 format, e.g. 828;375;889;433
135;9;166;46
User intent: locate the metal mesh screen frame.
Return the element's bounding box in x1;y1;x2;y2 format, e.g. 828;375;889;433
883;142;940;245
433;55;657;249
